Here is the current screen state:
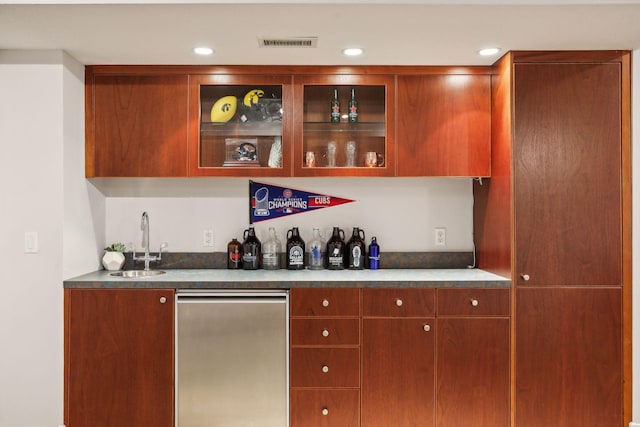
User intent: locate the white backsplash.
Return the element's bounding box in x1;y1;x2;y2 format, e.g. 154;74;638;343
103;177;474;253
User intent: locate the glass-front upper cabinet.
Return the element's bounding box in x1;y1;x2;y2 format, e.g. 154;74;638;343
189;74;293;176
293;75;395;177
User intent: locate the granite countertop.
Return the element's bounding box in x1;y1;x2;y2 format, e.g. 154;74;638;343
64;268;511;289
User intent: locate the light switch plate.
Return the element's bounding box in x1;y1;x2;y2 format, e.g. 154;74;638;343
24;231;38;253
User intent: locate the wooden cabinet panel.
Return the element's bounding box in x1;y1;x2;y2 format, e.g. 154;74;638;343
87;74;189;177
437;288;510;316
291;318;359;346
397;74;491;177
362;318;435;426
291;389;360;427
290;348;360;388
513;62;622;286
436;318;510;427
65;289;174;427
362;288;435;317
515;287;622;427
290;288;360;317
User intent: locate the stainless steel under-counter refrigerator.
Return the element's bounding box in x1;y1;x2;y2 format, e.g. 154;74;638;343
176;290;289;427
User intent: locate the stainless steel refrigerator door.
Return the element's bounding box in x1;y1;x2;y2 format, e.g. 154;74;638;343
176;291;289;427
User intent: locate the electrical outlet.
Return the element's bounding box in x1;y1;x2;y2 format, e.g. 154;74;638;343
434;228;446;246
203;229;214;247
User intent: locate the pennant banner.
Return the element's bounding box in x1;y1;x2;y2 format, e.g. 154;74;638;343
249;180;355;223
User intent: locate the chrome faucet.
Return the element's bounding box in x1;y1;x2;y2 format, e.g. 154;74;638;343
133;211;168;270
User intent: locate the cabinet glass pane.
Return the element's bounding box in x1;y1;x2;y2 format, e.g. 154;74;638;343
303;85;385;169
199;85;283;168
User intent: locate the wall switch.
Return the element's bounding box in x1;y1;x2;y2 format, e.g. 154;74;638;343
203;229;214;247
24;231;38;253
434;228;446;246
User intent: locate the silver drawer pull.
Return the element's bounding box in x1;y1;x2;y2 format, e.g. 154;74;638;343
322;329;330;337
322;408;329;416
159;296;167;304
322;365;329;373
521;274;530;281
471;299;479;307
396;299;403;307
423;324;431;332
322;299;330;307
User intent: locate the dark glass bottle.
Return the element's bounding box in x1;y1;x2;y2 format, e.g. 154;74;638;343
325;226;346;270
348;87;358;123
286;227;306;270
345;227;366;270
242;227;261;270
227;237;243;269
330;87;340;123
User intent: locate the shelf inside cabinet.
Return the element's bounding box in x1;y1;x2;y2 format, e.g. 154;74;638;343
201;121;282;137
304;122;385;136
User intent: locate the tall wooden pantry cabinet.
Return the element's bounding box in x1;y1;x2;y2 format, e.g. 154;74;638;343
474;50;631;427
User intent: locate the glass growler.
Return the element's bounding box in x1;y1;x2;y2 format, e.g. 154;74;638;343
242;227;261;270
346;227;366;270
262;227;281;270
325;226;346;270
286;227;305;270
227;237;242;270
308;227;324;270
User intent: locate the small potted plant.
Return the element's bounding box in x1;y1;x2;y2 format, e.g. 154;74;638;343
102;242;126;271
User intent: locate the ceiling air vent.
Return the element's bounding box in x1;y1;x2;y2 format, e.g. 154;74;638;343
258;37;318;48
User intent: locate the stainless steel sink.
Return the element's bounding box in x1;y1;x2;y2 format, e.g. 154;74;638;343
110;270;166;278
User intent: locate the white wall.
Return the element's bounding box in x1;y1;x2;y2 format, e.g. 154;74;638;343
0;50;99;427
103;177;474;254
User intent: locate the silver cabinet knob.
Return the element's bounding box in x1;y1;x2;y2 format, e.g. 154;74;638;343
471;299;479;307
396;299;403;307
322;299;330;307
322;329;330;337
322;365;329;373
423;324;431;332
521;274;530;281
159;296;167;304
322;408;329;416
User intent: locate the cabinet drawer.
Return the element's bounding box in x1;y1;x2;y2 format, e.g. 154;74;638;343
291;288;360;317
362;288;435;317
437;288;510;316
291;318;359;346
291;389;360;427
290;348;359;388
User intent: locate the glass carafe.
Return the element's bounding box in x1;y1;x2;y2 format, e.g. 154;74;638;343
308;228;325;270
262;227;281;270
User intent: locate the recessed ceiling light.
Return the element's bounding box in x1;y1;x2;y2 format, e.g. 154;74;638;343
342;47;364;57
478;47;501;56
194;47;214;56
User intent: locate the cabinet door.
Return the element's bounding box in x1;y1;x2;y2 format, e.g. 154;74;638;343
513;62;621;286
293;75;395;177
87;74;189;177
396;74;491;177
291;389;360;427
188;74;293;176
362;318;434;426
65;289;174;427
515;287;622;427
436;318;510;427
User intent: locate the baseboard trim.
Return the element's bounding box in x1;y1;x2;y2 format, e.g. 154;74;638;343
629;422;640;427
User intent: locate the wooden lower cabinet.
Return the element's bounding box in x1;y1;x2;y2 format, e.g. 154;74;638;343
362;317;435;426
64;289;174;427
291;389;360;427
515;287;623;427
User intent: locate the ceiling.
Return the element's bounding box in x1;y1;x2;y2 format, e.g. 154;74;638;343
1;1;639;66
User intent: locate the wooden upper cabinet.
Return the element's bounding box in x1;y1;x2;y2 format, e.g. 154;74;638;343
293;75;396;177
188;74;293;177
396;74;491;177
513;61;622;286
86;72;189;177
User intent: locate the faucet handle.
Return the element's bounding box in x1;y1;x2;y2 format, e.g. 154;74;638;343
157;242;169;262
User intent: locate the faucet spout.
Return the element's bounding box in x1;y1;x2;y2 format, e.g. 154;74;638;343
133;211;167;271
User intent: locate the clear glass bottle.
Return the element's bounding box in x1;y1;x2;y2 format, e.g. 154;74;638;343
286;227;306;270
326;226;345;270
262;227;281;270
348;87;358;123
308;228;324;270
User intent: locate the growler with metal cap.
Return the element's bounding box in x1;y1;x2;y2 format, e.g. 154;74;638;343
345;227;366;270
286;227;305;270
326;226;346;270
